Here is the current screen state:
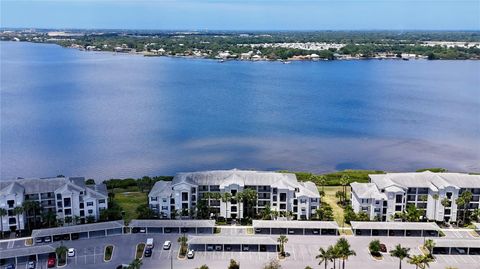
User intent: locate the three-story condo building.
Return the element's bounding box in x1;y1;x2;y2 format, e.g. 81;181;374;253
149;169;321;220
351;171;480;222
0;177;108;232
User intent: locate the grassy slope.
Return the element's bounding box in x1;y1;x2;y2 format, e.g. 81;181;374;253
321;186;352;227
113;190;148;222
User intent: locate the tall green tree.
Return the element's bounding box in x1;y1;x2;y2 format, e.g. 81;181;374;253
128;258;143;269
228;259;240;269
316;247;331;269
390;244;410;269
221;192;233;218
423;239;435;258
339;175;350;205
13;206;24;232
336;238;356;269
0;208;6;238
277;235;288;256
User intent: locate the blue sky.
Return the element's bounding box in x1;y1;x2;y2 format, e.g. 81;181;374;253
1;0;479;30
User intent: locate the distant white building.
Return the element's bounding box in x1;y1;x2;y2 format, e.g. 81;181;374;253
351;171;480;222
0;177;108;232
149;169;320;220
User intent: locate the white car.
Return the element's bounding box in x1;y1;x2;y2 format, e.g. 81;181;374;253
163;241;171;250
67;248;75;257
187;249;195;259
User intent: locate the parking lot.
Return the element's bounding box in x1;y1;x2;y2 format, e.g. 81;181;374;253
2;231;480;269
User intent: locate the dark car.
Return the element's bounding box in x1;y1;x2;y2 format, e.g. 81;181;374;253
144;248;152;257
380;244;387;252
71;233;80;240
6;264;15;269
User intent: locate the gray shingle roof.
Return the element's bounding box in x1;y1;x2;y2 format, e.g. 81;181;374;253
252;220;338;229
350;182;387;200
433;238;480;248
129;219;215;228
187;235;277;245
31;220;124;238
0;182;25;195
369;171;480;191
149;181;172;198
0;245;56;259
0;177;85;194
350;221;440;231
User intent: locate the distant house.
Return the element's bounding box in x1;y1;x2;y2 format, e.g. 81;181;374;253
149;169;320;220
0;177;108;232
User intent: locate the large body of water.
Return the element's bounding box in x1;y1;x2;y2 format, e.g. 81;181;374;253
1;41;479;179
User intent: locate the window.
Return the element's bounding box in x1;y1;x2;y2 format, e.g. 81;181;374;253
57;201;62;208
182;192;189;201
280;193;287;202
231;206;237;212
280;204;286;210
64;209;72;215
80;203;84;209
56;193;62;200
63;198;71;207
395;195;403;203
162;198;167;203
88;210;93;214
273;195;277;202
151;197;158;201
99;199;105;204
161;206;168;210
395;205;402;211
7;200;14;208
86;202;94;206
80;210;84;217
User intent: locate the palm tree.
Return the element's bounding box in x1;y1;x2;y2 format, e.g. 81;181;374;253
55;244;68;265
420;255;433;269
178;235;188;255
221;192;232;218
0;208;6;238
340;175;350;205
261;205;272;220
316;247;330;269
64;216;73;226
336;238;356;269
317;175;327;193
432;194;439;221
241;188;258;219
327;245;340;269
459;191;473;225
408;255;423;269
73;215;81;225
42;211;57;228
423;239;435;258
390;244;410;269
13;206;24;232
277;235;288;256
128;258;143;269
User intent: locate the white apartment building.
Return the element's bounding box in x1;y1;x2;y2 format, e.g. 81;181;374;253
149;169;321;220
0;177;108;232
351;171;480;222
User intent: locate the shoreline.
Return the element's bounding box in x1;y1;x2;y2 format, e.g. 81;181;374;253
6;40;480;62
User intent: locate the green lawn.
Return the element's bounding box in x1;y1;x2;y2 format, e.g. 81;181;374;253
321;186;351;227
113;191;148;222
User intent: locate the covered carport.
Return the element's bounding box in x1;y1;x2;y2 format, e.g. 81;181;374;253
0;245;55;267
252;220;339;235
351;221;440;237
432;239;480;255
31;220;124;244
188;235;278;252
129;219;215;234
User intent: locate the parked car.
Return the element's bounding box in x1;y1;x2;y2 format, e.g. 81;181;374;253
35;238;43;244
163;241;171;250
144;248;152;257
225;245;232;251
146;238;154;249
312;230;319;234
288;230;295;234
71;233;80;240
255;228;261;233
455;248;466;254
47;256;56;268
27;261;36;269
116;264;129;269
242;245;249;251
139;228;146;233
67;248;75;257
380;244;387;252
187;249;195;259
206;245;214;251
5;264;15;269
215;245;222;251
44;237;52;243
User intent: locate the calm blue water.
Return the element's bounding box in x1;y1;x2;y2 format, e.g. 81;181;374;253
1;41;479;179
